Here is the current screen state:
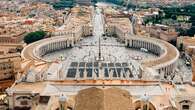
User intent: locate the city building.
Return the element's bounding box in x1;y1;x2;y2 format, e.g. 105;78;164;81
51;6;93;41
0;24;26;44
177;36;195;54
135;23;178;42
0;1;195;110
0;53;21;91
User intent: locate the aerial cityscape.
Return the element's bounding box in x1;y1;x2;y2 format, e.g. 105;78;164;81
0;0;195;110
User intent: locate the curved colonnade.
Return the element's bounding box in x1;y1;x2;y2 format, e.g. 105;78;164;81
107;23;179;77
22;34;179;78
21;37;77;62
22;25;92;62
34;37;75;62
125;36;179;76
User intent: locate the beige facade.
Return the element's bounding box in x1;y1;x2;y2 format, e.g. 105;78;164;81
105;17;179;79
125;37;179;78
137;25;178;42
105;17;133;41
6;82;195;110
22;27;92;62
52;25;93;40
0;25;26;44
177;36;195;53
0;53;21;81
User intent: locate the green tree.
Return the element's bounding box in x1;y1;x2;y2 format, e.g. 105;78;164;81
186;15;195;36
52;0;75;10
24;31;46;44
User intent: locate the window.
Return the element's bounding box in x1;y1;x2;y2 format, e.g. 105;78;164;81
39;96;50;104
20;100;28;105
180;100;192;110
182;105;189;110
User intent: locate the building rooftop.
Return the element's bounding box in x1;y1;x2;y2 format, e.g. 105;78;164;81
53;6;92;34
9;80;195;110
106;17;132;33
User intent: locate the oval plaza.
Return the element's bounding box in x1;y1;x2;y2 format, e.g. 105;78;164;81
21;21;179;81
